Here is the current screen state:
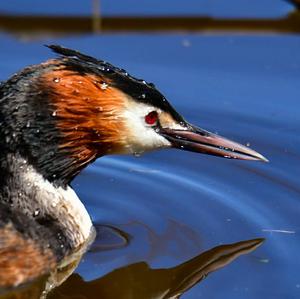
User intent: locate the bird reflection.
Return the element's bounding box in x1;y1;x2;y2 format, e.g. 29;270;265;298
0;238;263;299
46;238;263;299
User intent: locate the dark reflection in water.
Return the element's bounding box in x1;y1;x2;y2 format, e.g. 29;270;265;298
287;0;300;9
90;225;131;252
0;0;300;38
1;12;300;37
51;238;263;299
0;236;263;299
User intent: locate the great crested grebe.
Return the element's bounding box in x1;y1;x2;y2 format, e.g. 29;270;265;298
0;45;267;288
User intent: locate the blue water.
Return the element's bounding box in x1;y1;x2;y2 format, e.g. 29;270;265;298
0;3;300;298
69;35;299;298
0;0;293;18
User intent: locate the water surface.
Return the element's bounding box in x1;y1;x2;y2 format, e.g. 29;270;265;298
0;27;300;299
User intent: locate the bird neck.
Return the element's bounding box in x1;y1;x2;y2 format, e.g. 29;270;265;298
0;153;94;257
0;64;101;187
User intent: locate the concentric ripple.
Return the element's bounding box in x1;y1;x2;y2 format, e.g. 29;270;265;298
73;107;300;298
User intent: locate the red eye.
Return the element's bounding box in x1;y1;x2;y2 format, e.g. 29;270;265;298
145;111;158;125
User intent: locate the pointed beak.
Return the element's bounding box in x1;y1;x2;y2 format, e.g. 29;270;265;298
160;124;268;162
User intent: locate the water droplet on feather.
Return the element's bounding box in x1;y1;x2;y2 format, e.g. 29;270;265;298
100;82;108;90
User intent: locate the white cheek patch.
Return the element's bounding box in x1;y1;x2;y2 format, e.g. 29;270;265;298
122;102;171;154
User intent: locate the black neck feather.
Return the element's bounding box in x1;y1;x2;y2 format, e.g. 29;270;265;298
0;64;79;188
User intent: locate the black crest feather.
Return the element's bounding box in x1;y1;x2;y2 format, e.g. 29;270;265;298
45;45;184;123
46;44;101;65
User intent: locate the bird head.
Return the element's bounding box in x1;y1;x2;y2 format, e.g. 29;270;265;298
1;45;267;186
